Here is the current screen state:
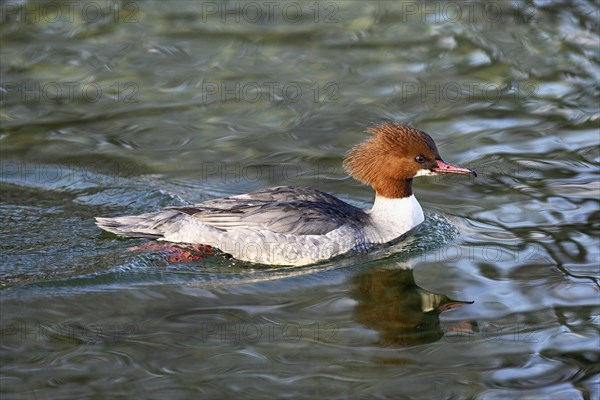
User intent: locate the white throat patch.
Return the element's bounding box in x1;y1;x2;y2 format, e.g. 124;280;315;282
414;169;436;177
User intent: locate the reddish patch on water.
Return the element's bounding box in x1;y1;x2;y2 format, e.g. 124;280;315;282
128;242;214;263
447;320;476;334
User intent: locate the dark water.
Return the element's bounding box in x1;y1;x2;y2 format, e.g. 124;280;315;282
1;1;599;399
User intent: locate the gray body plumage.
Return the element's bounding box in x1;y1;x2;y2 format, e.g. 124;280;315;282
95;186;386;265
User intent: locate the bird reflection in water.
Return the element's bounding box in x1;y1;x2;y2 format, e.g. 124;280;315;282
352;265;476;347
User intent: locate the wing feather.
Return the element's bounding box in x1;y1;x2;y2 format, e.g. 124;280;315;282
167;186;367;236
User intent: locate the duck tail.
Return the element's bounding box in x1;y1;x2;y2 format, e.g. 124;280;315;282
95;210;182;239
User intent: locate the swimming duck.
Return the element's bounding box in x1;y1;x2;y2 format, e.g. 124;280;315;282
96;123;476;266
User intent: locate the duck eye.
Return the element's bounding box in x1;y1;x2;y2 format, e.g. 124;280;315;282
415;155;425;163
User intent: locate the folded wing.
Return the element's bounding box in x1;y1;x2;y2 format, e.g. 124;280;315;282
169;186;367;236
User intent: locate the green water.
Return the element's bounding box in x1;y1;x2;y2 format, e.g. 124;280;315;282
1;1;599;399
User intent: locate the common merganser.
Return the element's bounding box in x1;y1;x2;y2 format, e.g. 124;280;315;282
96;123;476;266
